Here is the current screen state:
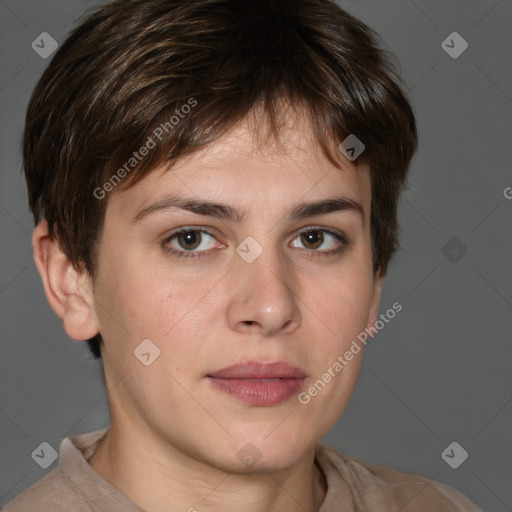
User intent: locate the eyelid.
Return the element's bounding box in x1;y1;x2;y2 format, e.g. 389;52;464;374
162;226;224;255
294;225;348;243
161;225;348;259
290;226;347;253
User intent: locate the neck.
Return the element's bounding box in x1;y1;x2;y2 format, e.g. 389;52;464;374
88;421;327;512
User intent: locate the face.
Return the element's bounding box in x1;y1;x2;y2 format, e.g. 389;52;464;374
89;111;383;473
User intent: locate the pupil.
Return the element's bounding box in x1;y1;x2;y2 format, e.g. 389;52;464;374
180;231;200;250
302;230;322;249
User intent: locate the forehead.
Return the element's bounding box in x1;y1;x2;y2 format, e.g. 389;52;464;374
107;109;372;223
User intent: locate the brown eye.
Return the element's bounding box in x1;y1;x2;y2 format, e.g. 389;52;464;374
290;228;346;255
300;230;324;250
163;228;219;259
176;230;202;250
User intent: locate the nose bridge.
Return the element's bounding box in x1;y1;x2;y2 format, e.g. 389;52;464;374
226;236;301;336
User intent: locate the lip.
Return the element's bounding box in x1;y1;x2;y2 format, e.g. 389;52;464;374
208;361;307;379
207;361;307;406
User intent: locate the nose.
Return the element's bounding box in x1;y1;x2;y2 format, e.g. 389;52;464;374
226;248;301;337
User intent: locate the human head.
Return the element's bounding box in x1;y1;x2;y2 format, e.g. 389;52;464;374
23;0;417;360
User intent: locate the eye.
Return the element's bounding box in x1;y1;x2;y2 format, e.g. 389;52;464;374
162;228;221;259
162;226;347;260
290;228;346;254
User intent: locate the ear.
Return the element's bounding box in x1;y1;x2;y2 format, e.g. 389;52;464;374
32;220;100;341
366;271;385;333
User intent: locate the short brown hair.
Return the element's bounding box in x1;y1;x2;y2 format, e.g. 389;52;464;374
23;0;417;358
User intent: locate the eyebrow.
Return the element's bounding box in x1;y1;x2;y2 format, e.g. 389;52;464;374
132;194;365;225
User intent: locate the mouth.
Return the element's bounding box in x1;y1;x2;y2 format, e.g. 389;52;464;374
207;361;307;406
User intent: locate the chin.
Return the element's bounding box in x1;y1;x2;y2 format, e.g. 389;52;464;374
215;430;315;474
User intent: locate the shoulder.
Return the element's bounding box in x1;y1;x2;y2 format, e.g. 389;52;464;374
1;467;90;512
2;429;110;512
316;444;482;512
350;457;483;512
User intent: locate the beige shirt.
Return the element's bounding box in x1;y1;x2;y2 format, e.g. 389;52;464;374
2;428;482;511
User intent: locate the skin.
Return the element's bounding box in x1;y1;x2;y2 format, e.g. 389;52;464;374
33;109;384;512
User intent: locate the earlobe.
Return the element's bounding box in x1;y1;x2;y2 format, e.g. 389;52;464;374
32;221;100;341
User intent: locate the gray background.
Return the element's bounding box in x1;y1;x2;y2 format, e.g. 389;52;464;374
1;0;511;510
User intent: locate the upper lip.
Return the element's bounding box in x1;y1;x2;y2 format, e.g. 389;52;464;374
207;361;307;379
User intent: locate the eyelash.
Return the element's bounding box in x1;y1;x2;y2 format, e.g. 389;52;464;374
161;227;348;260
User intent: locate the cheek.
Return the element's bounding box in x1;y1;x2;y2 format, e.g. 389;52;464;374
299;272;373;431
91;257;168;356
115;263;221;358
313;269;374;342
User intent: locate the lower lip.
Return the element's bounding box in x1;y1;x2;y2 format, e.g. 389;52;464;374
207;377;305;406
